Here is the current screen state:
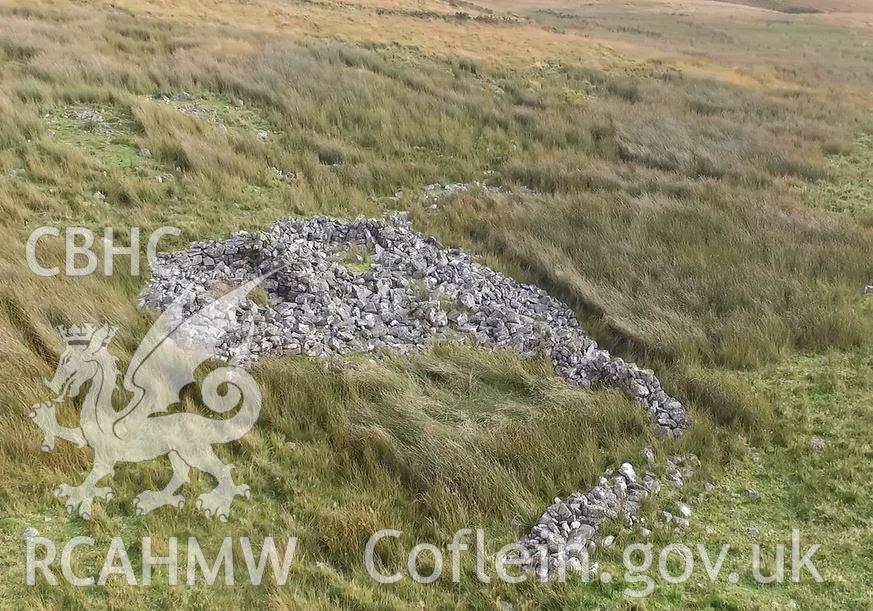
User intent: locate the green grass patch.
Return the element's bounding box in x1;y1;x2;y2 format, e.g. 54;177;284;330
153;92;277;137
803;133;873;221
47;105;155;174
343;242;373;273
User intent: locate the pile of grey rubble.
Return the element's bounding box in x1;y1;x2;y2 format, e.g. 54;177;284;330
141;214;689;437
522;451;699;578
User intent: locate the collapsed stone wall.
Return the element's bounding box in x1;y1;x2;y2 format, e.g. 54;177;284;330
142;214;689;436
521;451;699;578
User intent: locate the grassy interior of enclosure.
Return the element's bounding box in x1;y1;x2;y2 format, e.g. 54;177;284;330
0;0;871;607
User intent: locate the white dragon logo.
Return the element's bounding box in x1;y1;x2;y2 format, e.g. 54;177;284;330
29;276;268;522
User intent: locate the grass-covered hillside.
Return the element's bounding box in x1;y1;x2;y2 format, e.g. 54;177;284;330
0;0;871;607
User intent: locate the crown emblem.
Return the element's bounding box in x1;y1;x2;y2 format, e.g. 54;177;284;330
57;324;117;347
